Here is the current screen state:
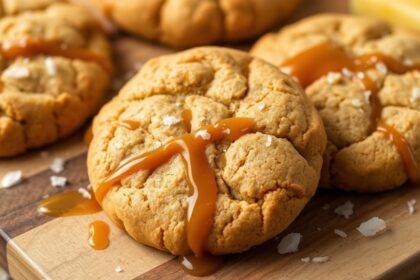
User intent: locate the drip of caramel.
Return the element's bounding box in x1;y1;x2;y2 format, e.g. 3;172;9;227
280;42;420;182
182;109;192;132
0;38;112;74
179;254;224;277
88;220;110;250
118;120;141;130
95;117;255;259
38;190;101;217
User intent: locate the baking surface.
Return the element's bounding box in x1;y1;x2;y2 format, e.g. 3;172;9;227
1;0;420;279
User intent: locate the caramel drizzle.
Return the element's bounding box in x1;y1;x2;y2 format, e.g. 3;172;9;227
88;220;110;250
280;42;420;182
0;38;112;74
95;117;255;258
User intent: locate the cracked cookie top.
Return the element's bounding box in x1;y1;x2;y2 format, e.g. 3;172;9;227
91;0;301;48
87;47;326;255
251;14;420;191
0;3;112;157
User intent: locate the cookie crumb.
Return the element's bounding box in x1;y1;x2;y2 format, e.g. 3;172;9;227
334;201;354;219
195;129;211;140
326;72;341;84
301;257;311;263
50;176;67;188
3;66;30;78
410;87;420;103
266;135;273;147
334;229;347;238
163;115;181;126
357;217;386;237
277;233;302;254
78;187;92;199
45;57;57;76
375;62;388;74
351;99;363;108
312;256;329;263
407;199;416;214
1;170;23;188
115;266;124;273
50;158;65;173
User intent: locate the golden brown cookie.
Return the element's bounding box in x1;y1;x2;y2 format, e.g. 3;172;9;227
0;0;62;16
251;14;420;192
91;0;301;48
0;3;112;157
87;47;326;256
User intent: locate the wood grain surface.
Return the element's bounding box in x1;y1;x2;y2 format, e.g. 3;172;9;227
2;0;420;279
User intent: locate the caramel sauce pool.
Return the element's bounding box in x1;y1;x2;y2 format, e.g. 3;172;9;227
96;117;255;275
38;190;101;217
88;220;110;250
280;42;420;182
0;38;112;74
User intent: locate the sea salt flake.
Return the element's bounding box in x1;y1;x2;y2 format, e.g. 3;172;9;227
195;129;211;140
356;72;365;79
266;135;273;147
326;72;341;84
410;87;420;103
342;68;353;77
222;128;231;135
301;257;311;263
78;187;91;199
277;233;302;254
45;57;57;76
407;199;416;214
258;104;266;111
50;158;65;173
50;176;67;188
334;229;348;238
334;201;354;219
312;256;329;263
3;66;30;78
351;99;363;108
115;266;124;273
153;141;162;148
357;217;386;237
162;115;181;126
1;170;23;188
363;91;372;102
375;62;388;74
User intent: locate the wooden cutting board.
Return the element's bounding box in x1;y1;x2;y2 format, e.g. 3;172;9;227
1;0;420;279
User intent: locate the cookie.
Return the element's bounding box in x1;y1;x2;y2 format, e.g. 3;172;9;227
91;0;301;48
0;0;61;16
87;47;326;257
251;14;420;192
0;3;112;157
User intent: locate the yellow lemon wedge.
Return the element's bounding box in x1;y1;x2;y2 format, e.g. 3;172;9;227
351;0;420;31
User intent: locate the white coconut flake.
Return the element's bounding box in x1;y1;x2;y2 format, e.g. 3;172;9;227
407;199;416;214
363;91;372;102
326;72;341;84
334;201;354;219
357;217;386;237
78;187;91;199
50;176;67;188
50;158;65;173
375;62;388;74
162;115;181;126
195;129;211;140
1;170;23;188
266;135;273;147
115;266;124;273
301;257;311;263
277;233;302;254
334;229;348;238
312;256;330;263
3;66;30;79
45;57;57;76
351;99;363;108
410;87;420;103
